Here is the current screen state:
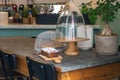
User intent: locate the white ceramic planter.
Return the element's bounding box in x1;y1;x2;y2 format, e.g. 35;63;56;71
77;25;93;50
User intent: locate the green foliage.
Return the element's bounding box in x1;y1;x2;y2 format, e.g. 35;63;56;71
23;7;29;18
96;0;120;23
80;1;92;14
23;6;37;18
80;1;97;24
80;0;120;24
31;7;37;17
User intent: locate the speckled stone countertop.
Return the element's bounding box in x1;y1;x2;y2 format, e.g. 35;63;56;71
55;50;120;72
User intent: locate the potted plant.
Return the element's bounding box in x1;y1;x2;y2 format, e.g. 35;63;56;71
23;7;29;24
23;6;37;24
30;7;37;24
81;0;120;55
31;6;37;18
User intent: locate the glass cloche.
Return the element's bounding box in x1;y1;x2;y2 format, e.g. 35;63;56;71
55;0;88;55
34;31;65;53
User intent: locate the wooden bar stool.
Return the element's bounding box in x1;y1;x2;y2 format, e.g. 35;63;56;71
0;51;27;80
26;56;57;80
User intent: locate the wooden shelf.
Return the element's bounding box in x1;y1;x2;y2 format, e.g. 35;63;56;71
0;4;11;6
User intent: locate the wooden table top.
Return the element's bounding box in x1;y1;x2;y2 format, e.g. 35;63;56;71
0;36;120;73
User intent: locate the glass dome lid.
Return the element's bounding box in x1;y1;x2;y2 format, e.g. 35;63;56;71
56;0;87;41
55;0;88;55
34;31;65;53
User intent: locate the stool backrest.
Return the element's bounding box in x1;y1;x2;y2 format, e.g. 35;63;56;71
0;51;17;80
26;57;57;80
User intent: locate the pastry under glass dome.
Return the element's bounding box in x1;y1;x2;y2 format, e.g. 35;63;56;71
54;0;88;55
34;31;65;53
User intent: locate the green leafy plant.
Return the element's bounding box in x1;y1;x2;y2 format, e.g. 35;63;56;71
23;7;29;18
96;0;120;23
31;6;37;17
23;6;37;18
80;0;120;35
80;1;97;24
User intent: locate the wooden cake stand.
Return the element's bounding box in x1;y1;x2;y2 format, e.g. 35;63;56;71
53;38;88;56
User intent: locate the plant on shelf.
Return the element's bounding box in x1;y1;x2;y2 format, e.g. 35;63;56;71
23;7;29;24
31;7;37;17
23;6;37;24
23;6;37;18
23;7;29;18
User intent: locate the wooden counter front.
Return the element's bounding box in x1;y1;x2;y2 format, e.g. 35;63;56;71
0;36;120;80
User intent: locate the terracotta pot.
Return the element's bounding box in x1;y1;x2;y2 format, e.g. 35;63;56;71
23;18;29;24
23;17;36;24
30;17;36;24
95;34;119;55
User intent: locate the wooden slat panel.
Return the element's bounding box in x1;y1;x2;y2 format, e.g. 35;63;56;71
59;62;120;80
